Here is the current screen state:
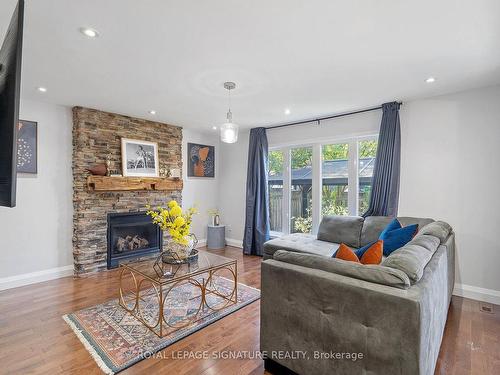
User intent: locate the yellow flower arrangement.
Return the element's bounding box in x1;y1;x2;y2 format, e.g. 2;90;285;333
146;201;197;245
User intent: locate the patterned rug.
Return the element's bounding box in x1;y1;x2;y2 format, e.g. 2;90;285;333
63;276;260;374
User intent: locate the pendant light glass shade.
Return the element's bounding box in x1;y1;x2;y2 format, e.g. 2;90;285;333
220;82;239;143
220;122;239;143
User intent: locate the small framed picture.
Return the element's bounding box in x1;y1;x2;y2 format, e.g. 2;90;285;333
17;120;38;174
187;143;215;178
121;138;159;177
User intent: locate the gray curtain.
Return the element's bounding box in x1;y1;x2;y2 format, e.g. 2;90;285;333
243;127;270;256
363;102;401;217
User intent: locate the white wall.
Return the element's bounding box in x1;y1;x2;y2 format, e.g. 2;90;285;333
218;131;250;244
218;85;500;301
0;100;73;281
181;129;220;243
399;85;500;296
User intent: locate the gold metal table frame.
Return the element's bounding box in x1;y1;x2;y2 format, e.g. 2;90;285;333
118;252;238;338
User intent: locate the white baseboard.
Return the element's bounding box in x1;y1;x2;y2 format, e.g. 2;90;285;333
0;265;74;291
226;238;243;248
453;283;500;305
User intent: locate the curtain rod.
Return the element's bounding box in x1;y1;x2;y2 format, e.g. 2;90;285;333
266;102;403;130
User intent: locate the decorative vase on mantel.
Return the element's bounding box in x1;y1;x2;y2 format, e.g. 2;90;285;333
86;163;107;176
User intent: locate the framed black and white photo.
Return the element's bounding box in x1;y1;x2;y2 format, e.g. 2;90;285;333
17;120;37;174
121;138;159;177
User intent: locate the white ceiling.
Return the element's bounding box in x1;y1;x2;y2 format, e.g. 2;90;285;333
1;0;499;131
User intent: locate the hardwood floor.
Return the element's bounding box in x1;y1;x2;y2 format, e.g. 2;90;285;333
0;246;498;374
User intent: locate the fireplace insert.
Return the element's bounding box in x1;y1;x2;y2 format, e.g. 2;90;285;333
107;211;163;269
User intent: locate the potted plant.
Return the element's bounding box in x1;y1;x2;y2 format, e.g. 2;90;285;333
146;201;198;263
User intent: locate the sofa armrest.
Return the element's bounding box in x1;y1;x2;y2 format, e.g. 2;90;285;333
260;259;422;375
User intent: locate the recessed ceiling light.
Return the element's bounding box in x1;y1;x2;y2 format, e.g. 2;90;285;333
212;126;217;130
284;108;291;115
148;110;156;115
80;27;99;38
425;77;436;83
37;87;47;93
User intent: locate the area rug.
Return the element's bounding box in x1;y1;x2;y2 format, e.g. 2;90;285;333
63;276;260;374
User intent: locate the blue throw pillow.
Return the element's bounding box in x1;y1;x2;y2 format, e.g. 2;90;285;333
379;219;418;256
379;218;402;237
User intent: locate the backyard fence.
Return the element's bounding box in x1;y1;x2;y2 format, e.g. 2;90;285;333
269;189;308;232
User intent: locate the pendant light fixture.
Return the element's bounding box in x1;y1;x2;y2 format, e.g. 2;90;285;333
220;81;239;143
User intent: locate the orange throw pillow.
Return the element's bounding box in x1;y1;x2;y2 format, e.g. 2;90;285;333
335;240;383;265
359;240;383;265
335;243;360;263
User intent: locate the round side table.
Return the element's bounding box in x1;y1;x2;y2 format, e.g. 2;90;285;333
207;225;226;249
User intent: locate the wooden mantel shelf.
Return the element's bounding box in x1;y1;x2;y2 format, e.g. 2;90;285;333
87;176;183;192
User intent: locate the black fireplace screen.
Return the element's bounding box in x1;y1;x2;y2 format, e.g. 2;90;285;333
107;212;162;268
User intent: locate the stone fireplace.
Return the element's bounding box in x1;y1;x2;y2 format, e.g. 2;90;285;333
72;107;182;276
107;211;163;269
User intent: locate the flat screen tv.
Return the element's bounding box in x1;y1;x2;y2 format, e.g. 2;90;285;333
0;0;24;208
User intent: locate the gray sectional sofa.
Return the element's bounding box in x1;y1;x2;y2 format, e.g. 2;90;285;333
260;216;455;375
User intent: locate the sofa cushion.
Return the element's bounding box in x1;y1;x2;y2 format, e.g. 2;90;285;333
273;249;411;289
360;216;393;247
381;235;440;282
317;215;364;248
411;234;442;252
263;233;339;258
415;221;452;243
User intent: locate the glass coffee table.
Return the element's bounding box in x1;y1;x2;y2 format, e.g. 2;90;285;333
118;250;237;337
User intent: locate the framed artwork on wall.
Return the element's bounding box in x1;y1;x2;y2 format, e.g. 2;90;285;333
17;120;37;174
187;143;215;178
121;138;159;177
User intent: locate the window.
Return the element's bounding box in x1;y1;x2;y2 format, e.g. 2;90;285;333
291;147;312;233
322;143;349;217
268;135;377;235
358;139;378;216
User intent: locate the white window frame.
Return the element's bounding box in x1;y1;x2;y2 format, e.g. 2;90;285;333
269;134;377;236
